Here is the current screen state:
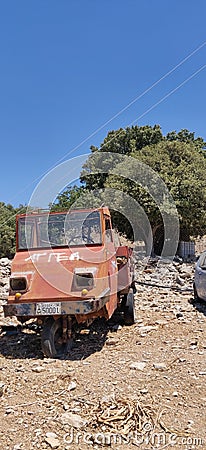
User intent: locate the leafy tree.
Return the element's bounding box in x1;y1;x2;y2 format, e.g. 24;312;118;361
48;125;206;254
166;128;206;148
0;203;27;258
130;140;206;246
80;126;206;253
89;124;163;155
50;186;86;211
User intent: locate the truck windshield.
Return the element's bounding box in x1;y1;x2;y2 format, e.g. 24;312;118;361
18;211;102;249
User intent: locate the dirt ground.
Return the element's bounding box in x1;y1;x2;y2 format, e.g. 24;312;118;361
0;264;206;450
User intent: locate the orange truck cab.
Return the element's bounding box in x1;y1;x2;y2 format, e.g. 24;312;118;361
4;207;136;357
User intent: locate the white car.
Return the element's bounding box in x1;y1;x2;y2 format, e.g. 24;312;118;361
194;251;206;301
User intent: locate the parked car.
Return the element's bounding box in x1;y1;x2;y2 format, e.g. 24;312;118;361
194;251;206;301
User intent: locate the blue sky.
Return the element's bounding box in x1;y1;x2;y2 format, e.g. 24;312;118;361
0;0;206;206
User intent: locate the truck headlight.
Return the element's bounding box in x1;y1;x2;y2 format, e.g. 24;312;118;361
72;273;94;290
10;277;27;292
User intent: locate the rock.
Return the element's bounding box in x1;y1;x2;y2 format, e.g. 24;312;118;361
43;359;56;364
45;434;60;449
32;366;45;373
106;338;119;346
67;381;77;391
140;388;148;394
190;340;198;346
60;412;87;428
63;403;70;411
0;382;4;397
5;408;15;414
153;363;167;370
129;362;146;371
187;420;194;426
138;325;158;335
0;258;11;267
179;265;193;277
45;433;59;439
176;276;185;286
172;391;178;397
155;320;168;326
176;312;184;319
168;266;178;273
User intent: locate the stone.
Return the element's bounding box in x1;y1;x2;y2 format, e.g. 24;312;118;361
63;403;70;411
176;276;185;286
60;412;87;428
153;363;167;370
155;320;168;326
0;382;4;397
5;408;15;414
129;362;146;371
67;381;76;391
138;325;158;335
106;339;119;346
45;434;60;449
45;432;58;439
176;312;184;318
140;388;148;394
0;258;11;266
32;366;45;373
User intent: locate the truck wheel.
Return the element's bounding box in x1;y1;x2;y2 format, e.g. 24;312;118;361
124;289;136;325
41;317;72;358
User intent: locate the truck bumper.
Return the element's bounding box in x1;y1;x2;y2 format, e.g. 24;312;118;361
3;289;110;317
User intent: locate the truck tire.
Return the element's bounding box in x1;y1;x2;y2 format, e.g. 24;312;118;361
41;317;72;358
124;289;136;325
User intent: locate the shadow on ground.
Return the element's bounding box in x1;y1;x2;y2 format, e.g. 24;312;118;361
0;314;123;360
189;297;206;317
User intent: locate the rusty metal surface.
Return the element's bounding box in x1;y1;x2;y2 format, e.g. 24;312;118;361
3;291;110;317
5;207;134;325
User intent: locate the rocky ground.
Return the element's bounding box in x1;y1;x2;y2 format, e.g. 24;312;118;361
0;257;206;450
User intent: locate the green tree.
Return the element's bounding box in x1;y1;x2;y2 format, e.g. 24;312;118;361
0;203;27;258
166;128;206;148
50;186;86;211
53;125;206;254
80;126;206;253
130;140;206;245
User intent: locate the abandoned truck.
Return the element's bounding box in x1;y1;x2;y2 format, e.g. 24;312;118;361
3;207;136;358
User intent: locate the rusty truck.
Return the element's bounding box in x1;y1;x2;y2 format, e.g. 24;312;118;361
3;207;136;358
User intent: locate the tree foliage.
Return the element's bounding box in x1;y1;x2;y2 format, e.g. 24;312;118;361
80;125;206;252
50;186;86;212
131;140;206;240
0;203;27;258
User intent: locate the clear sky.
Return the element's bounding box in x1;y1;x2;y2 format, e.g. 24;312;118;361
0;0;206;206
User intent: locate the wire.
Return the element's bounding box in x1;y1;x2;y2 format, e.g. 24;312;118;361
2;40;206;207
0;45;206;228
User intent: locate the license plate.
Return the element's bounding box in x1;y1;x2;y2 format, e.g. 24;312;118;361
36;302;61;315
